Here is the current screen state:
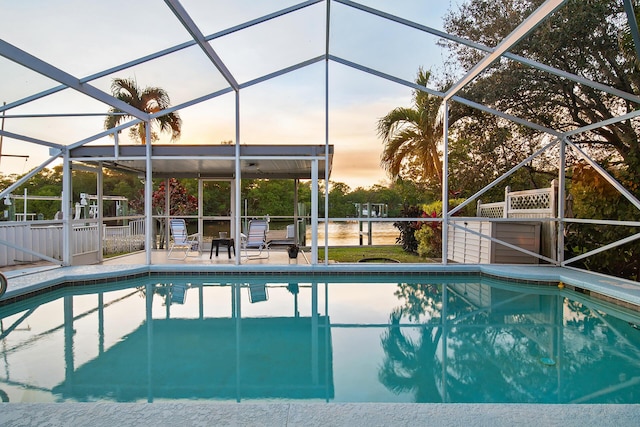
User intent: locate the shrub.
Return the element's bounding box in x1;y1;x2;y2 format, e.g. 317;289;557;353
394;203;423;253
414;198;468;258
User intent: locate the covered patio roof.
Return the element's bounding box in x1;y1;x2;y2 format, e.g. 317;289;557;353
69;144;333;179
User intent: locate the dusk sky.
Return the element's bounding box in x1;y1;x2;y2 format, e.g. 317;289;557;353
0;1;455;189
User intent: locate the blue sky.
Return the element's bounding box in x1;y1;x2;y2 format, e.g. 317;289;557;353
0;1;454;189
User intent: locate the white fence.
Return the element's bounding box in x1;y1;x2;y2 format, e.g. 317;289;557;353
448;181;558;264
0;219;145;267
0;223;64;265
103;220;145;254
476;181;557;219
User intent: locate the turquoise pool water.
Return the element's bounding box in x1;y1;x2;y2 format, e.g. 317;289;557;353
1;274;639;404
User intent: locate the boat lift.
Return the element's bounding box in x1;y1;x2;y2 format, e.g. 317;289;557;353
353;202;388;245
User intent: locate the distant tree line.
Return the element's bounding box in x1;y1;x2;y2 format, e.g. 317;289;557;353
0;168;436;222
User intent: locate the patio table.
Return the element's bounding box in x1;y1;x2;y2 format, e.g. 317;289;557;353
210;238;235;259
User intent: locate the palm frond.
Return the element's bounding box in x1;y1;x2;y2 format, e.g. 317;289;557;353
105;77;182;144
377;107;421;141
377;68;446;184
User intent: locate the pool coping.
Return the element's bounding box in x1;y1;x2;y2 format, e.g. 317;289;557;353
0;402;639;427
2;263;640;308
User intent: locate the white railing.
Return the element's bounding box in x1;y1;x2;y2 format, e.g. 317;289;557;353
0;222;63;265
72;224;99;255
0;219;146;267
103;219;145;254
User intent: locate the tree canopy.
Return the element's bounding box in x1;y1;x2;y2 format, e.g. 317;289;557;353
441;0;640;279
104;77;182;145
444;0;640;179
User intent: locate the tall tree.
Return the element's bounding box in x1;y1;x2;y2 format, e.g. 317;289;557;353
443;0;640;174
443;0;640;280
104;78;182;145
377;68;445;188
619;1;640;67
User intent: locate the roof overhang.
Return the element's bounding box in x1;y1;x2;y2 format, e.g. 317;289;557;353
69;144;333;179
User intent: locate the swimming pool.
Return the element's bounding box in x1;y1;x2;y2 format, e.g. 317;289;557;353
1;273;639;404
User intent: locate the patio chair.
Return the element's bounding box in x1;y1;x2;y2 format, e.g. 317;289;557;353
168;219;200;260
241;219;270;259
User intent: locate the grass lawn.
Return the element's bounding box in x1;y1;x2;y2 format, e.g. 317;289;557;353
316;245;430;263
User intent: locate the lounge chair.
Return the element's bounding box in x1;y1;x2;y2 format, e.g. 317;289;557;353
241;219;270;259
168;218;200;260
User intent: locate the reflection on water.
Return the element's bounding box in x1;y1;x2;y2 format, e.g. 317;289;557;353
306;221;399;246
1;275;640;403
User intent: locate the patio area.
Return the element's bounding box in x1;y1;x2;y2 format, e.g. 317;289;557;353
103;245;310;266
0;245;310;281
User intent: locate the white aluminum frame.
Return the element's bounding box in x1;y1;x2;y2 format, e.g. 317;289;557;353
0;0;638;271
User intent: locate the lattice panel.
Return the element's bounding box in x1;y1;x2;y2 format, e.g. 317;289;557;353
509;191;551;210
479;205;504;218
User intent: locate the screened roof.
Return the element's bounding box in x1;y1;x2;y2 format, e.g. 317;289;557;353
1;0;639;188
2;0;640;273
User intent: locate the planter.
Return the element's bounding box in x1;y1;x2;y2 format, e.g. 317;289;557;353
287;245;300;259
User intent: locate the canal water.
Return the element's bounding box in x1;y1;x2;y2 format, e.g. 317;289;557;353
306;221;399;246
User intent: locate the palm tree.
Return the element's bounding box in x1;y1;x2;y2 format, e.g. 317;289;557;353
104;77;182;145
377;68;444;186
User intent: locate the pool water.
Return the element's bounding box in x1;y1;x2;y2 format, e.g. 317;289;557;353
1;274;639;404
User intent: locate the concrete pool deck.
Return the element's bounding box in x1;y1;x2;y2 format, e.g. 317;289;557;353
1;259;640;425
0;402;638;426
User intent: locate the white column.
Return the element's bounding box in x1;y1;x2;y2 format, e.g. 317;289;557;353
230;178;236;238
234;90;241;264
323;10;330;265
311;159;318;264
293;179;299;244
97;163;104;262
145;124;153;265
442;100;449;265
62;150;72;266
198;178;203;248
557;137;567;265
164;178;170;248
